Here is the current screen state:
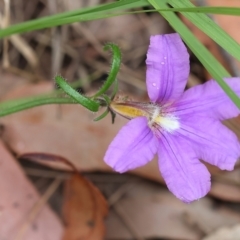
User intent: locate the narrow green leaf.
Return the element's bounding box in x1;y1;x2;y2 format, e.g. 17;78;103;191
148;0;240;109
93;109;109;121
125;7;240;16
0;95;77;117
93;44;122;98
167;0;240;63
0;73;102;117
0;0;148;38
156;6;240;15
55;75;99;112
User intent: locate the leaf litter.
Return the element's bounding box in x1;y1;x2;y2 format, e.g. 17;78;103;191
0;139;63;240
1;0;240;239
20;153;108;240
62;173;108;240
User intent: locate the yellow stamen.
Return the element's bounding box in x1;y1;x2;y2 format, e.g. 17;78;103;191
110;102;146;119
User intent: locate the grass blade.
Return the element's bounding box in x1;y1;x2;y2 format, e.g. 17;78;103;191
167;0;240;62
0;0;148;38
148;0;240;109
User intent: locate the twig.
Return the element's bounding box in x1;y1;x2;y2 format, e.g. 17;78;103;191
3;0;10;68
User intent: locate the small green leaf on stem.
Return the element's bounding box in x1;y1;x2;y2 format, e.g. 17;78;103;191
93;43;121;98
55;75;99;112
93;109;109;121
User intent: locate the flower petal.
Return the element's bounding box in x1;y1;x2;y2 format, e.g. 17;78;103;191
104;117;158;173
178;115;240;171
175;78;240;120
158;133;210;203
146;33;189;103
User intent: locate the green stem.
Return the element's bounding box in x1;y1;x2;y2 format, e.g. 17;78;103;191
0;95;77;117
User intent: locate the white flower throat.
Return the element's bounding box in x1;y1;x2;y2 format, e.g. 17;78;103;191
110;101;180;133
149;107;180;133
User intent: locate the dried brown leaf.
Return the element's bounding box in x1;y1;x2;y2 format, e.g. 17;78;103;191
209;165;240;202
0;139;63;240
20;152;109;240
105;181;240;239
62;173;108;240
203;224;240;240
210;181;240;202
19;152;79;172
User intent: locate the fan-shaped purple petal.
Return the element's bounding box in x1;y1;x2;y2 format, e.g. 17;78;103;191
146;33;189;103
104;117;158;173
174;78;240;120
178;115;240;170
158;133;210;203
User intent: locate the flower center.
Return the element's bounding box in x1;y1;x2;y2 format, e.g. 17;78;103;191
149;108;180;133
110;101;180;133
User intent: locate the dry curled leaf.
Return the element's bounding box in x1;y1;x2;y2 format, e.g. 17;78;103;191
62;173;108;240
19;152;108;239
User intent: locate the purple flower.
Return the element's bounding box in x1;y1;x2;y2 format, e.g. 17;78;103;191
104;33;240;203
